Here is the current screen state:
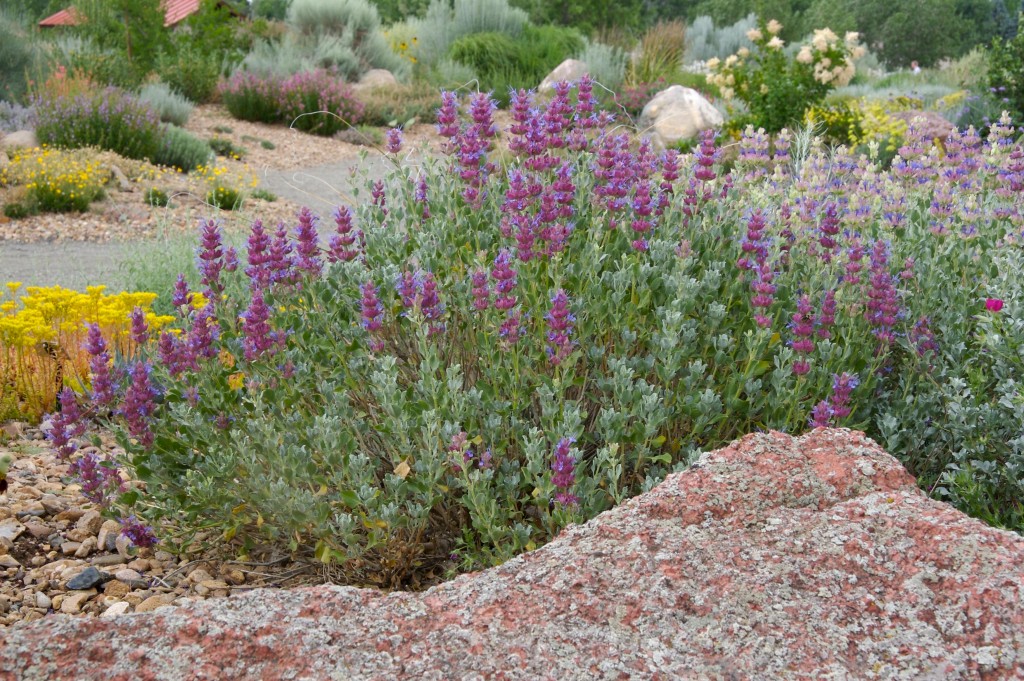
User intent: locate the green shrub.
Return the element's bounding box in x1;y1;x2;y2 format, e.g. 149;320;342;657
0;10;45;103
206;185;243;209
208;136;246;159
987;30;1024;124
359;82;443;127
3;198;33;219
250;188;277;201
153;124;214;172
449;32;521;80
220;69;364;135
684;14;756;63
138;83;195;126
395;0;528;70
144;187;169;207
156;43;222;104
34;88;162;161
575;40;628;91
626;20;686;87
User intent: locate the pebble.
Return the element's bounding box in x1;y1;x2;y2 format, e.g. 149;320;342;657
114;569;143;582
102;581;130;599
97;520;121;552
67;566;112;590
60;541;82;556
0;518;26;542
59;591;94;615
0;555;21;568
24;521;54;539
101;601;131;617
76;511;104;536
75;537;98;558
135;594;176;613
91;553;127;567
35;592;51;609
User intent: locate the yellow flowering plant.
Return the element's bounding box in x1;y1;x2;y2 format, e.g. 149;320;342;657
0;147;109;215
707;19;865;133
193;162;258;211
0;283;174;422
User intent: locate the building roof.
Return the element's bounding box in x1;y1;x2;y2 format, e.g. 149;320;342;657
40;0;236;29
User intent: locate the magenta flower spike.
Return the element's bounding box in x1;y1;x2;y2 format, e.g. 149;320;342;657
551;437;579;506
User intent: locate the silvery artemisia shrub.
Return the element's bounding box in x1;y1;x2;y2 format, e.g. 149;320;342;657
52;81;1024;586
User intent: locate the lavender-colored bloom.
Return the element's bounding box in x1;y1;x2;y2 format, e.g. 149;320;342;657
385;127;403;154
241;290;276;361
129;306;149;345
419;272;445;335
750;262;776;328
864;240;900;348
396;270;421;310
172;274;192;309
415;174;430;219
471;269;490;311
816;290;837;339
436;90;459;140
790;295;815;376
911;316;939;357
293;207;323;276
224;246;239;273
119;515;158;548
245;219;272;289
327;206;360;263
491;249;518;310
267;223;296;285
184;386;200;406
809;400;832;428
84;324;117;407
187;304;219;359
46;388;86;461
545;289;576;366
694;129;718;183
196;218;225;295
360;280;384;341
69;451;124;506
829;373;859;421
371;179;388;216
499;310;524;345
158;331;195;376
121;362;158;448
551;437;579;506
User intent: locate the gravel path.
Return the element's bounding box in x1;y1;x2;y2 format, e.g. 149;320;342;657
0;241;127;291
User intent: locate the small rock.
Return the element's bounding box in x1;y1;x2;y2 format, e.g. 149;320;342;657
96;520;121;552
19;486;43;500
222;568;246;586
67;566;112;590
186;568;214;584
2;130;39;151
29;556;46;567
199;580;230;591
101;601;131;617
34;592;51;610
109;165;133;192
90;554;126;567
194;584;211;597
50;594;64;610
0;595;10;614
0;555;21;568
39;496;66;516
60;591;94;615
75;537;97;558
54;508;86;523
66;527;93;543
102;581;130;599
0;518;25;543
23;521;53;539
114;569;142;582
134;594;176;613
21;609;44;622
60;541;82;556
16;502;46;517
75;511;104;536
126;559;151;572
115;535;133;559
154;550;175;562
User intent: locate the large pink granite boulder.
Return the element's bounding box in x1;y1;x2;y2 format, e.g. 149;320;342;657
2;429;1022;679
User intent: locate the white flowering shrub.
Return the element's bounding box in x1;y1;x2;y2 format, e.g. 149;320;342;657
707;19;865;133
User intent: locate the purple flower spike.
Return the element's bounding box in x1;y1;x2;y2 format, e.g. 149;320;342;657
327;206;360;263
491;249;518;310
294;207;323;277
129;306;149;346
84;324;116;407
120;515;158;548
809;400;832;428
419;272;445;335
385;127;404;154
551;437;579;506
471;269;490;311
360;280;384;336
790;295;815;376
241;290;276;361
196;218;225;295
172;274;192;310
46;388;86;461
121;362;158;448
545;289;576;366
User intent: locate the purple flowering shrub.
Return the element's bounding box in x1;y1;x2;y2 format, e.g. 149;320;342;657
51;80;1024;579
33;87;162;162
220;69;364;136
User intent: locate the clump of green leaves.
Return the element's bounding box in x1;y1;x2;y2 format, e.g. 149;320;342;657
144;187;169;207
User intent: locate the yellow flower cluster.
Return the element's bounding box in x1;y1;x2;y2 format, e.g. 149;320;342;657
0;283;174;422
806;98;909;153
385;30;419;65
1;147;108;213
193;162;259;210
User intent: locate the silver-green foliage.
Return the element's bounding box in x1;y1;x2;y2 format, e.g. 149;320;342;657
576;40;627;91
685;14;756;63
138;82;195;126
395;0;528;70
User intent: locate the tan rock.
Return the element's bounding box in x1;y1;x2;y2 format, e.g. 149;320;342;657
538;59;589;92
60;542;82;556
75;511;104;536
59;591;94;615
134;594;176;613
74;537;97;558
638;85;723;149
100;601;131;617
102;581;130;599
54;509;86;523
35;592;51;610
96;520;121;552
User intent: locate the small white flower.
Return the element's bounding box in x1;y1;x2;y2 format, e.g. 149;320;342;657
721;87;735;100
706;57;721;70
767;36;785;50
766;19;783;35
738;47;750;58
844;31;860;46
760;83;769;94
797;46;814;64
725;54;739;67
746;28;763;42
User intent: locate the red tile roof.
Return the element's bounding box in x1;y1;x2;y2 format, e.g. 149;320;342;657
40;0;235;28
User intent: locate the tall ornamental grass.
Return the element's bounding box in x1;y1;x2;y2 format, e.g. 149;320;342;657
48;79;1024;587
